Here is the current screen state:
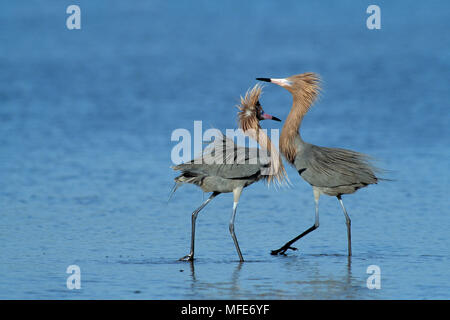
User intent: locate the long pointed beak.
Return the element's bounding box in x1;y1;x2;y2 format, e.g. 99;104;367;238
262;113;281;122
256;77;291;87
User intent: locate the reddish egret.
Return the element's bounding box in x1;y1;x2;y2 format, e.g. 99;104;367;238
172;84;286;262
257;73;382;256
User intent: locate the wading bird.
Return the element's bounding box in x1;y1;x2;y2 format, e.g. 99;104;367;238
257;73;382;256
172;84;286;262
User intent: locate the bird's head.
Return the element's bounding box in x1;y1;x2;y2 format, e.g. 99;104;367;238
237;84;281;132
256;73;321;97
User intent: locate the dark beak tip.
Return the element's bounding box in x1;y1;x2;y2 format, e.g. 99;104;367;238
272;116;282;122
256;78;271;83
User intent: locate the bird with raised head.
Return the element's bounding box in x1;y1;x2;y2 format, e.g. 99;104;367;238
257;73;383;256
172;84;286;262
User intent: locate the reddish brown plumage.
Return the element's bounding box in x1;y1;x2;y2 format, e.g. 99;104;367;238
237;84;287;185
279;73;321;163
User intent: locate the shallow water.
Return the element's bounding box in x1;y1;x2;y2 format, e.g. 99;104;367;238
0;1;449;299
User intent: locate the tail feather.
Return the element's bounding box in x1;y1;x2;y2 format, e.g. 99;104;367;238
169;169;206;202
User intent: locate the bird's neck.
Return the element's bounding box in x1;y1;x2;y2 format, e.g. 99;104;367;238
243;125;286;185
280;93;313;163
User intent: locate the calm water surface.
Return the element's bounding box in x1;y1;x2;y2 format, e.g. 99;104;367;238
0;1;449;299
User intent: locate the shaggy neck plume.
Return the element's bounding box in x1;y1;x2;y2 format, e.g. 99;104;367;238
237;84;287;185
280;73;320;163
242;125;286;185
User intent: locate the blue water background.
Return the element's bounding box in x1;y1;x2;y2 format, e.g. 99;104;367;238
0;1;449;299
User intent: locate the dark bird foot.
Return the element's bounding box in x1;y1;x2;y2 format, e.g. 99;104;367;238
179;254;194;261
271;246;297;255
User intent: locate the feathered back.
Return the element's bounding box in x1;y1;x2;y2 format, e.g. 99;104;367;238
237;84;263;132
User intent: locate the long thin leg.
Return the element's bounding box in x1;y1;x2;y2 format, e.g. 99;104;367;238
271;188;321;255
229;187;244;262
337;195;352;256
179;192;219;261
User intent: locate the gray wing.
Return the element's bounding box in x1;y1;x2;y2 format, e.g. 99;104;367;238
173;134;270;180
294;143;379;188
